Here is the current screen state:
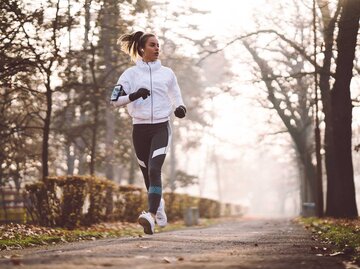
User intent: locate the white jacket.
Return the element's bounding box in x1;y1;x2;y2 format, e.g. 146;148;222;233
111;60;185;124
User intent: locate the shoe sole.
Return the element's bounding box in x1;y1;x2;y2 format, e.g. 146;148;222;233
138;217;154;235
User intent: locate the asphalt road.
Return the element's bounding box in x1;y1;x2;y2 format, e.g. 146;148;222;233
0;217;348;269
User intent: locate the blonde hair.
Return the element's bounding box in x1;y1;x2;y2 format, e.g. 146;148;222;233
118;31;155;62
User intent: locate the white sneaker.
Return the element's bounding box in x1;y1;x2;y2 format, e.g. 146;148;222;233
138;211;155;235
155;198;168;227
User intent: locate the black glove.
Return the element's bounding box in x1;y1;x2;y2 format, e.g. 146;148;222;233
174;105;186;118
129;88;150;101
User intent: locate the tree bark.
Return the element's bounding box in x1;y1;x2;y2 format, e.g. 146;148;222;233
326;0;359;218
100;0;118;180
313;0;324;217
40;0;61;178
90;100;99;175
76;0;91;175
89;43;100;176
316;0;340;218
42;79;52;178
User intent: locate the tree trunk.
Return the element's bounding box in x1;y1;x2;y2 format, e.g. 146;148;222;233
66;143;75;174
42;79;52;178
297;154;306;214
316;0;340;218
326;0;359;218
303;151;316;203
313;0;324;217
294;130;317;208
65;0;75;175
90;100;99;175
76;0;92;175
101;0;117;180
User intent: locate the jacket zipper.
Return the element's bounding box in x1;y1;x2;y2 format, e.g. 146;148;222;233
146;63;153;123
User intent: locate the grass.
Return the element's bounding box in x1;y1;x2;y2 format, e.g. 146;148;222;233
0;218;218;251
298;217;360;264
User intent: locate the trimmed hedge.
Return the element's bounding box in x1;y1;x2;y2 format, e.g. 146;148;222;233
25;176;116;228
113;185;147;222
25;175;242;228
164;192;198;221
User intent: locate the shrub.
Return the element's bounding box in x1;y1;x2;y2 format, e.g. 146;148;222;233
25;176;116;228
114;185;147;222
198;197;221;218
25;176;230;228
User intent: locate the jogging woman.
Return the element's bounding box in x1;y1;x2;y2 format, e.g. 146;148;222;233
110;31;186;235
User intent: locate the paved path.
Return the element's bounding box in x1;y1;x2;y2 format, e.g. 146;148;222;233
0;217;347;268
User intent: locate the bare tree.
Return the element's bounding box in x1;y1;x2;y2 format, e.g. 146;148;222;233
243;39;316;213
326;0;359;218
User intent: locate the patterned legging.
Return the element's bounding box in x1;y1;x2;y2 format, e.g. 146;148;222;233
132;121;171;214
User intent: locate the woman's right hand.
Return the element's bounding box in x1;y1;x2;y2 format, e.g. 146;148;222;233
129;88;150;101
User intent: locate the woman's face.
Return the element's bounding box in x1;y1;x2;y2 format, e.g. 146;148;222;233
142;36;160;62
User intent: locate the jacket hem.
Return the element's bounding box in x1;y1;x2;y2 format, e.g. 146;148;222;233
132;117;170;124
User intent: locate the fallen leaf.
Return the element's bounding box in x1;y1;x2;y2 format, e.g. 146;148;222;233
0;245;10;251
163;257;171;263
162;257;177;263
329;251;344;257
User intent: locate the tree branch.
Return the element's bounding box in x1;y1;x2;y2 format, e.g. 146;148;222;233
197;29;325;75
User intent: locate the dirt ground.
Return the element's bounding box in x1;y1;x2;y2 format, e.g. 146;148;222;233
0;217;351;269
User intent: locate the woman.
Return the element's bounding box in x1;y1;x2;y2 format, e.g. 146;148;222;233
110;31;186;235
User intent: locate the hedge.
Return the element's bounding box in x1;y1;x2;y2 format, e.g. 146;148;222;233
24;175;243;228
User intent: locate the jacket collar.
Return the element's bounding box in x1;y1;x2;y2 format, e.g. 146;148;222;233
136;59;162;71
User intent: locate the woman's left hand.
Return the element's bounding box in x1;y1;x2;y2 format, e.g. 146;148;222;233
174;105;186;118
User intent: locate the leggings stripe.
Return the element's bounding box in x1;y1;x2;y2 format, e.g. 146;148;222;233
149;186;162;195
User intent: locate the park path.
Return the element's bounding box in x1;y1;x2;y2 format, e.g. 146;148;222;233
0;217;348;269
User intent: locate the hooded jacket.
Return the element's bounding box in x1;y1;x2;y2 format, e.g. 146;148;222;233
111;60;185;124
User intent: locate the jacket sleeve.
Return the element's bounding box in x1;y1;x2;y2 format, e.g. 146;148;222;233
111;71;132;107
168;70;185;108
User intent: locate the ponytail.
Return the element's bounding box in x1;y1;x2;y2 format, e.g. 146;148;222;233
118;31;155;62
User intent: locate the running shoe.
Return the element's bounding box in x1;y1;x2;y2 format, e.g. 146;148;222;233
155;198;168;227
138;211;155;235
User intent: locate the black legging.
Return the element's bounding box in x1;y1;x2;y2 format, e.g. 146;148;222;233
132;121;171;214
